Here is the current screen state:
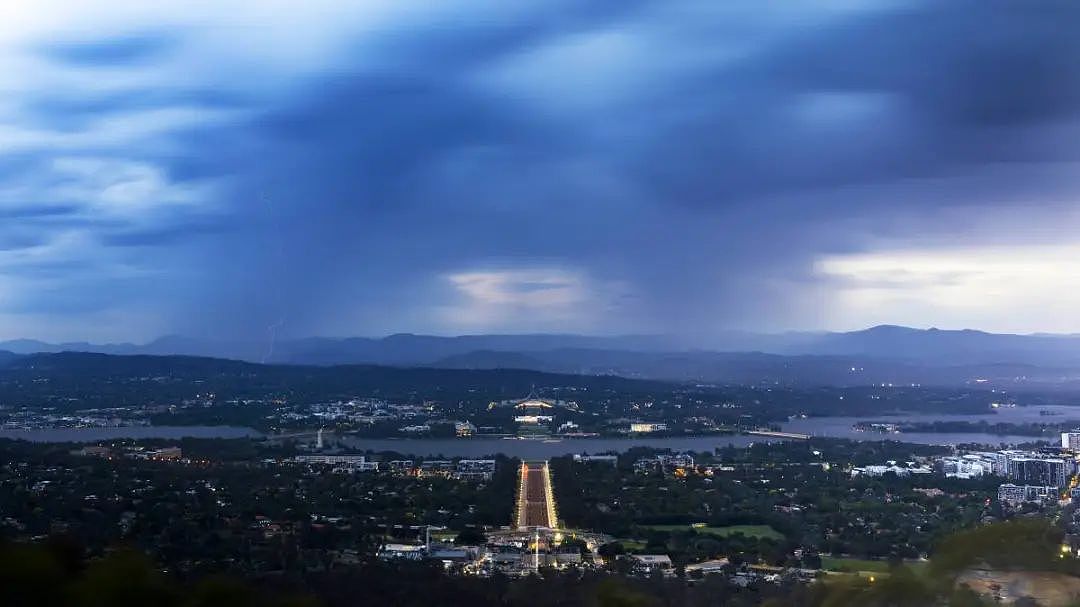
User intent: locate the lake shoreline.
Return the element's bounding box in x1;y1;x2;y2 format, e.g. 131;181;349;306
5;405;1078;455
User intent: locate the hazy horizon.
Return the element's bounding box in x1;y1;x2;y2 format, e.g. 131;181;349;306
5;323;1080;349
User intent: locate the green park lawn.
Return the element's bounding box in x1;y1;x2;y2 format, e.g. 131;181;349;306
618;539;649;551
821;556;929;575
640;524;785;541
821;556;891;573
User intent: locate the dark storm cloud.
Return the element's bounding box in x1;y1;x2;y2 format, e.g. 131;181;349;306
753;3;1080;128
41;32;178;66
627;1;1080;208
178;0;1080;338
6;0;1080;340
0;232;48;252
22;88;252;132
0;204;80;220
100;215;227;248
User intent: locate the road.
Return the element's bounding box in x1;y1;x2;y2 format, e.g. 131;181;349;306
516;461;558;529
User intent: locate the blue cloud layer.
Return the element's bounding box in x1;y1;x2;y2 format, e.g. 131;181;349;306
3;0;1080;341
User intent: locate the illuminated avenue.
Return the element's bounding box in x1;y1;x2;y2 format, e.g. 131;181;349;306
515;461;559;529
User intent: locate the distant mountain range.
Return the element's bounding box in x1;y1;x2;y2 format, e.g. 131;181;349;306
0;351;675;412
0;334;676;364
4;326;1080;387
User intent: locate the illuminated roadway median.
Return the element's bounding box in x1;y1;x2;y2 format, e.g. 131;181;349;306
515;460;558;529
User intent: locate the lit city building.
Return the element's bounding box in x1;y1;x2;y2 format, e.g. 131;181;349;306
1063;432;1080;450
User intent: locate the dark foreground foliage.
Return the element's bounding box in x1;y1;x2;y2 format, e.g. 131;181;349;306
0;538;314;607
5;518;1080;607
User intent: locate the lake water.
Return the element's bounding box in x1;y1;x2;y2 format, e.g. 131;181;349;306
0;426;262;442
337;432;1047;458
1;404;1077;455
337;436;773;458
336;405;1077;457
779;403;1080;448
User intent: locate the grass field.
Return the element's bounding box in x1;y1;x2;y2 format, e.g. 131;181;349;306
821;556;929;575
821;556;890;573
640;524;784;541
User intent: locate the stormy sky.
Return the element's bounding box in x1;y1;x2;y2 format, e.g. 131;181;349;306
2;1;1080;342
